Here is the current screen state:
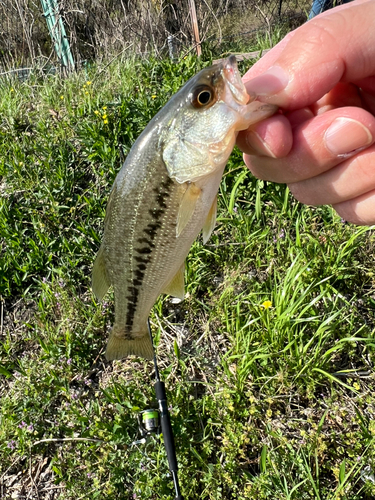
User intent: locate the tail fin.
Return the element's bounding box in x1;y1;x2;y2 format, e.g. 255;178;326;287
105;327;154;361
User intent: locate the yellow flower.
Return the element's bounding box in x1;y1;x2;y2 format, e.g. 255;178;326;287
85;91;89;95
86;81;92;85
261;300;272;309
103;119;108;124
102;114;107;119
60;95;64;99
10;88;14;92
102;106;107;110
94;110;99;115
151;95;157;99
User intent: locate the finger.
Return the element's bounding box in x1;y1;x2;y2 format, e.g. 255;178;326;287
311;82;363;115
359;89;375;116
289;145;375;206
244;31;296;77
243;0;375;110
333;190;375;225
237;113;292;158
286;108;315;128
239;84;365;158
243;107;375;184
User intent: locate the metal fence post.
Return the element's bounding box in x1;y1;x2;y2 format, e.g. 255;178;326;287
40;0;74;71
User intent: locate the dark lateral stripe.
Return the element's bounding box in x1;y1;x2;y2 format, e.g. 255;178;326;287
156;193;168;208
143;222;161;240
135;269;145;280
134;255;151;263
136;246;152;254
125;175;173;329
137;237;155;247
149;208;164;220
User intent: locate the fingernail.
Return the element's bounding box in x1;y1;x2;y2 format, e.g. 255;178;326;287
244;66;289;97
325;118;373;156
246;131;277;158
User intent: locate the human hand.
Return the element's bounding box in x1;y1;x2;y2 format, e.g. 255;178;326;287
237;0;375;225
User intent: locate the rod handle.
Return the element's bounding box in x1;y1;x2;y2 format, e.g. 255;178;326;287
155;381;178;472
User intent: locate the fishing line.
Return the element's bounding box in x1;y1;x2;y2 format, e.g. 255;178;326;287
147;318;183;500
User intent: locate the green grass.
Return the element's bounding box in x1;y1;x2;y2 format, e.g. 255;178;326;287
1;44;375;499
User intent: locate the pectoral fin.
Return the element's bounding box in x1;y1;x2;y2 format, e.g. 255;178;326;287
92;245;110;300
162;263;185;300
177;182;201;237
202;195;217;244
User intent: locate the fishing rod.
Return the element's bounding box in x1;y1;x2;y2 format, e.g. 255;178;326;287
147;318;183;500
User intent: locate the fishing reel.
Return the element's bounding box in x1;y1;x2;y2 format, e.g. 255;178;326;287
134;408;160;442
139;409;160;436
131;408;161;447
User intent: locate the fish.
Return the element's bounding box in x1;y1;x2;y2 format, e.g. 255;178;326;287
92;55;277;361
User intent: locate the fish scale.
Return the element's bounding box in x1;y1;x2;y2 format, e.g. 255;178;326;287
92;55;278;360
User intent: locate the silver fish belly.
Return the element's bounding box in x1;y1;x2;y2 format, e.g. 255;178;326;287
92;55;277;360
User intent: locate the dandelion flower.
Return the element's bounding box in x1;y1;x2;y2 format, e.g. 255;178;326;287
151;95;157;99
60;95;64;99
261;300;272;309
85;91;89;95
102;114;107;119
103;119;108;124
102;106;107;110
94;110;99;115
86;81;92;85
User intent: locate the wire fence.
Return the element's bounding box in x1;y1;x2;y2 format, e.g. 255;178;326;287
0;0;313;73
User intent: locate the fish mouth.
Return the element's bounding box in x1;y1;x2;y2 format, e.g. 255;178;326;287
222;55;249;105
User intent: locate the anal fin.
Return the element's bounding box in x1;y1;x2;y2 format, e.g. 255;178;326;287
92;245;110;300
162;263;185;300
105;326;154;361
177;182;201;237
202;195;217;244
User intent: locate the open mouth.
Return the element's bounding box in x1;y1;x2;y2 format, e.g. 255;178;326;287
222;55;249;105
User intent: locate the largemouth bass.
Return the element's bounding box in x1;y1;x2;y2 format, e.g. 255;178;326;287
92;55;276;361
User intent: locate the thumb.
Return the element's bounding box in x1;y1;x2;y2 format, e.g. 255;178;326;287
243;0;375;110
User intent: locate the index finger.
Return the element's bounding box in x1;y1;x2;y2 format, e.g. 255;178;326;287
243;0;375;110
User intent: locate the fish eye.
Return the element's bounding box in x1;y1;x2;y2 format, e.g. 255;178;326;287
198;90;211;104
191;85;215;108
